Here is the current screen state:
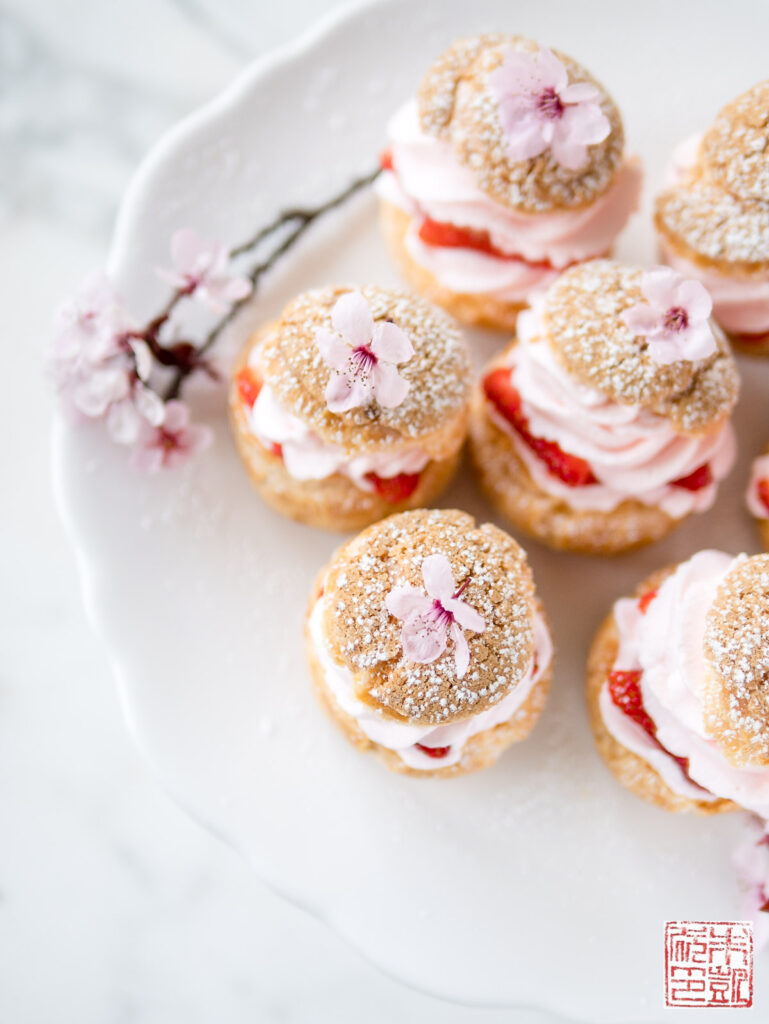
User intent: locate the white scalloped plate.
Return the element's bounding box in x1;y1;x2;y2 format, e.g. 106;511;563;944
53;1;769;1019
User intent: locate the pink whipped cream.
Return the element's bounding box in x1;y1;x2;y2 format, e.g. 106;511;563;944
309;592;552;771
747;455;769;519
600;549;769;815
660;135;769;336
375;98;642;300
246;367;429;490
489;303;735;515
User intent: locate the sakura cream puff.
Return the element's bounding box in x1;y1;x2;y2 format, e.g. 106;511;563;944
587;550;769;815
747;450;769;549
469;260;739;555
376;34;641;331
305;508;553;777
229;286;472;531
655;80;769;354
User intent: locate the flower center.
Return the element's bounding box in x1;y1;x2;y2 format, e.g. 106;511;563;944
349;345;377;380
537;87;564;120
663;306;689;333
430;599;453;629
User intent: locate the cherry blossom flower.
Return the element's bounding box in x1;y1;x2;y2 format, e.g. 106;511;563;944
385;553;485;677
489;45;610;170
131;400;212;472
733;815;769;950
622;267;717;365
157;228;252;314
315;291;414;414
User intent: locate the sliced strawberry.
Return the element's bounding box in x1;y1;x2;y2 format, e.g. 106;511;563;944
672;463;712;491
366;471;421;503
608;669;694;781
236;366;261;409
757;478;769;515
417;216;556;268
483;368;597;487
415;743;451;759
638;589;658;615
380;148;394;172
608;670;657;737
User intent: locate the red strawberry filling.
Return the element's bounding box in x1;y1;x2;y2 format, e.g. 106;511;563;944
380;147;394;172
671;463;712;492
607;669;704;788
365;471;421;503
483;368;597;487
235;367;282;458
638;589;658;615
757;478;769;515
417;217;555;267
484;367;715;494
415;742;451;759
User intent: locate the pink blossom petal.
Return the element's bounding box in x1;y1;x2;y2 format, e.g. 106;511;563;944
370;321;414;364
162;400;190;433
675;278;713;321
315;328;352;371
325;373;371;414
444;597;485;633
385;586;434;620
371;361;409;409
106;398;143;445
560;101;611;146
421;553;456;602
331;291;374;349
129;339;153;382
622;304;659;335
646;338;684;365
74;367;129;417
681;321;718;361
641;267;678;308
561;81;600;104
536;47;569;92
451;622;470;678
133;383;166;426
131;443;165;474
401;617;447;664
500;113;550;162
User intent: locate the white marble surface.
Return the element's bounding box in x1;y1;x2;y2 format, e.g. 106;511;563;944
0;2;564;1021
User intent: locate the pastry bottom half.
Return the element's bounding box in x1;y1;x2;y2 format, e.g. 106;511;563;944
379;200;527;332
585;567;736;815
468;392;676;555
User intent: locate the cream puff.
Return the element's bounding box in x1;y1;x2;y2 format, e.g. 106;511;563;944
376;34;641;331
229;286;472;531
655;80;769;354
469;260;739;555
305;508;553;777
587;550;769;815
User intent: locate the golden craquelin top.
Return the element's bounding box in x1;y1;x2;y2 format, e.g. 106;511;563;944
416;33;624;214
656;80;769;269
318;509;537;726
540;260;739;434
704;554;769;768
255;285;471;457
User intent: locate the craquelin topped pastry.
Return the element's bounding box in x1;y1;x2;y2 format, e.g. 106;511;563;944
587;550;769;815
655;80;769;353
230;285;472;531
377;34;641;330
469;259;739;554
306;508;553;777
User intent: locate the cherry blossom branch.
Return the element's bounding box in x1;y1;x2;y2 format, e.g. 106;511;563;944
162;166;379;400
48;165;378;470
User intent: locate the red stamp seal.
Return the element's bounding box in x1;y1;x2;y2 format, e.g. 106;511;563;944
665;921;753;1008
